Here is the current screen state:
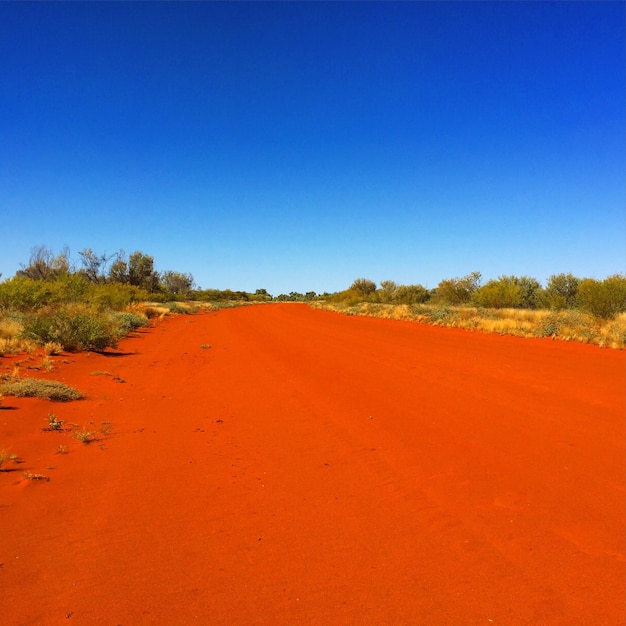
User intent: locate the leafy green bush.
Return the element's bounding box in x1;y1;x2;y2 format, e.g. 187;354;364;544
543;273;580;309
392;284;430;305
0;277;55;311
21;305;119;352
473;276;522;308
89;283;150;310
110;312;149;333
577;275;626;319
435;272;481;305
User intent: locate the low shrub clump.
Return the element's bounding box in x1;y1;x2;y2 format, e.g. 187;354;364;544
0;378;83;401
110;311;149;333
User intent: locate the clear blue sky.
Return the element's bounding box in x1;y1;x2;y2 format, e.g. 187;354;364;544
1;1;623;294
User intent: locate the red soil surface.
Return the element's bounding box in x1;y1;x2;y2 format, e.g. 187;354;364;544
1;304;624;625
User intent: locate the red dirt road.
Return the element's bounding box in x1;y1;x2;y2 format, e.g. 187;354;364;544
1;304;624;625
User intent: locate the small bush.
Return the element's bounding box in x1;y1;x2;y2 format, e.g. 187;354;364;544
0;378;83;401
577;275;626;319
21;305;119;352
111;312;149;333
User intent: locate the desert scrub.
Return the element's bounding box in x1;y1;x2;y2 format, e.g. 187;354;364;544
310;302;621;349
0;378;83;401
21;304;119;352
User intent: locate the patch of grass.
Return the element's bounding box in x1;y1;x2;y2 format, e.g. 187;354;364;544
89;370;113;377
0;378;83;402
0;450;19;470
56;445;68;455
72;428;96;444
200;343;211;349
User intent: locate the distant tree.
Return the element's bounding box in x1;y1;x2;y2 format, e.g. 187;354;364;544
516;276;543;309
77;248;117;283
544;273;580;309
161;271;194;295
108;256;129;284
108;251;159;292
473;276;522;308
577;275;626;319
436;272;481;305
128;251;159;291
392;284;430;304
17;245;71;280
379;280;398;303
350;278;377;296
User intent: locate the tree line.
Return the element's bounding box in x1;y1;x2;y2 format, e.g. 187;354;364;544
335;272;626;319
12;245;194;296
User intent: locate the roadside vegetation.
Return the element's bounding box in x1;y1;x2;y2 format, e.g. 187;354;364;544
312;273;626;349
1;247;624;352
0;245;263;357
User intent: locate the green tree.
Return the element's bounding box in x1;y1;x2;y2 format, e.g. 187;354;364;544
544;273;580;309
436;272;481;305
17;245;71;280
379;280;398;303
109;251;159;292
473;276;522;308
161;271;195;295
392;284;430;304
77;248;117;284
350;278;377;296
577;275;626;319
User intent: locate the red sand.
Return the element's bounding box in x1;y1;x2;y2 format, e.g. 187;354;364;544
1;304;624;625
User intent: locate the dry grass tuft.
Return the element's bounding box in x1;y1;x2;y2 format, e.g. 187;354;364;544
72;428;96;444
0;450;19;470
43;341;64;356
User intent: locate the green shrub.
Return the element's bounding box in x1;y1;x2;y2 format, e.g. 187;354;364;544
543;273;580;309
473;276;522;308
0;277;54;311
89;283;150;310
577;275;626;319
392;284;430;305
435;272;481;305
110;312;149;333
21;305;119;352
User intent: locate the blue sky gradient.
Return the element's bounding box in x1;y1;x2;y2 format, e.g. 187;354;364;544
1;1;624;294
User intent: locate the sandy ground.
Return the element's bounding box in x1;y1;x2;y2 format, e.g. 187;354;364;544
1;303;624;625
